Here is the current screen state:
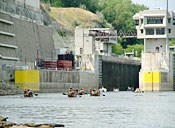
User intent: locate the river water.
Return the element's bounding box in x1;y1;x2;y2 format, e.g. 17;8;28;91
0;92;175;128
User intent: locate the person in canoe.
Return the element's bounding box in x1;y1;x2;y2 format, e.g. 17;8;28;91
24;88;33;97
90;89;100;96
78;88;85;95
67;88;77;97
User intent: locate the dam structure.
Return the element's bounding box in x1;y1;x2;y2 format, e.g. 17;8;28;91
133;9;175;91
0;0;141;92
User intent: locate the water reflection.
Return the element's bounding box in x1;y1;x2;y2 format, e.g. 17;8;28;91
0;92;175;128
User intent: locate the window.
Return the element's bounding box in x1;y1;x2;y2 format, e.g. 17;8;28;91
156;28;165;35
146;28;154;35
141;19;143;24
147;17;163;24
134;20;139;25
168;29;171;33
173;19;175;25
80;48;83;54
140;29;143;34
168;18;171;23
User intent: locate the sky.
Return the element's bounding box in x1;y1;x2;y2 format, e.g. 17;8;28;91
132;0;175;12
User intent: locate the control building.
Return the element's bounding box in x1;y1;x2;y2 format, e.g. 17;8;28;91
74;28;117;71
133;9;175;91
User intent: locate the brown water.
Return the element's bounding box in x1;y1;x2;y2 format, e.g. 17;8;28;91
0;92;175;128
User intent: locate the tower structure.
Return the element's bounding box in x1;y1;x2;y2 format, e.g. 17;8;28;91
74;28;117;71
133;9;175;91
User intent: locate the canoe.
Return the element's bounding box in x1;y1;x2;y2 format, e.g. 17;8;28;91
67;91;77;97
90;90;100;96
24;89;33;97
99;87;107;92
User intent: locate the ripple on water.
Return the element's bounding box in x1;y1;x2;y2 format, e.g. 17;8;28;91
0;92;175;128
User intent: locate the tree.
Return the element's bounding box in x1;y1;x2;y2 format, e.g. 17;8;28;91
40;0;62;7
99;0;147;31
60;0;99;13
51;0;62;7
112;43;124;55
124;44;143;58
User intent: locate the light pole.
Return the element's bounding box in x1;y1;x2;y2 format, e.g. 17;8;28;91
166;0;169;53
167;0;168;12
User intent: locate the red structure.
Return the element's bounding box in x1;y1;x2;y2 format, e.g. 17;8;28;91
43;54;74;70
57;60;72;70
44;61;57;69
57;54;74;70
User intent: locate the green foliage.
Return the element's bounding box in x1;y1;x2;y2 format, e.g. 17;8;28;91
124;44;143;58
51;0;62;7
57;30;66;37
112;43;124;55
170;39;175;46
79;4;87;10
121;38;144;48
72;21;80;28
40;0;62;7
112;42;144;58
98;0;146;54
40;0;50;3
60;0;99;13
99;0;147;30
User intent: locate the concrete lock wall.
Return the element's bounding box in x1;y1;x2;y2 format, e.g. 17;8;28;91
15;70;40;90
142;72;161;91
79;72;98;89
140;71;173;91
101;55;141;91
39;70;98;93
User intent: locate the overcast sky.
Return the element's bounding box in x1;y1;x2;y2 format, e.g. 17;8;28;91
132;0;175;12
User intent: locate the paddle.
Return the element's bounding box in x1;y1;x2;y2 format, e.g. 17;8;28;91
62;92;67;95
34;93;39;96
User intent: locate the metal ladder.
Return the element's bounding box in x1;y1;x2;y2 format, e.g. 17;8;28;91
98;55;103;88
173;54;175;90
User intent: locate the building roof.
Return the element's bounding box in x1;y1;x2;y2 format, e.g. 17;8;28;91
133;9;174;19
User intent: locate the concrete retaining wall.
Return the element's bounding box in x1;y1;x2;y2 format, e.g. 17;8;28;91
13;17;55;62
39;70;98;93
0;11;55;82
0;11;55;62
0;0;42;23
